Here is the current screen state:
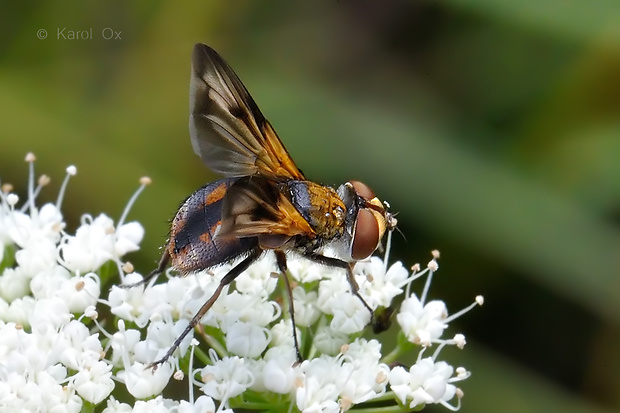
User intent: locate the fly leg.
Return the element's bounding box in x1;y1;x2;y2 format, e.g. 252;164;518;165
303;253;374;323
274;250;303;364
147;248;262;370
121;248;171;289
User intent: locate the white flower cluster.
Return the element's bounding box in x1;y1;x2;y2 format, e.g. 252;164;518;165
0;154;143;411
0;154;482;413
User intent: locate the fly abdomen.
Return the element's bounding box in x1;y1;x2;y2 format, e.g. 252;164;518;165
169;178;257;273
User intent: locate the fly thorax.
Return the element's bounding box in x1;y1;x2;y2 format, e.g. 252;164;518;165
285;181;346;240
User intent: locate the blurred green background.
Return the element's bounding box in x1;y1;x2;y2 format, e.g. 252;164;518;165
2;1;620;412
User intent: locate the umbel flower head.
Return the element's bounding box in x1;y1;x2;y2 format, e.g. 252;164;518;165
0;154;482;412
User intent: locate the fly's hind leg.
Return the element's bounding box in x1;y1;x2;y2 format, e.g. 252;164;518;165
120;248;171;289
147;247;263;370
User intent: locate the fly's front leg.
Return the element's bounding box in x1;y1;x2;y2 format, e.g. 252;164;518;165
303;252;374;323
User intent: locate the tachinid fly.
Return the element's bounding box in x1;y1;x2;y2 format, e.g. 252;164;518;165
130;43;397;368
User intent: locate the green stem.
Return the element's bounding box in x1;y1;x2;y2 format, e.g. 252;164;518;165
353;405;408;413
381;345;402;365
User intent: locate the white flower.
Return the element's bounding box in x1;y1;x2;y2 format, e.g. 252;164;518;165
103;395;179;413
389;357;463;410
31;268;101;313
287;254;341;284
29;264;71;299
354;257;409;307
295;356;343;413
177;395;217;413
117;361;173;399
396;258;484;350
108;279;172;328
0;156;158;410
198;353;254;404
136;319;192;365
234;253;278;296
397;297;448;345
6;203;63;249
252;346;299;394
313;325;349;355
316;275;371;334
0;266;30;301
338;339;390;406
5;202;62;277
114;221;144;256
72;360;114;404
56;320;103;370
176;269;229;328
216;290;281;331
14;234;58;276
291;286;320;327
109;320;142;367
1;296;36;325
59;214;144;273
60;214;115;272
1;155;481;411
0;320;83;412
101;396;133;413
28;296;72;332
225;320;270;358
269;318;301;350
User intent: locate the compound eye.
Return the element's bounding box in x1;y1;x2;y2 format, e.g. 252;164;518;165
351;208;380;260
349;180;375;200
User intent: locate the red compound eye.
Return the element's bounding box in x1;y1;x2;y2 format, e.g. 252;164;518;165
348;180;375;200
351;208;381;260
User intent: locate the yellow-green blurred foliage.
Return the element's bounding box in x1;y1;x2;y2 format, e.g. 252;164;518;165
1;1;619;412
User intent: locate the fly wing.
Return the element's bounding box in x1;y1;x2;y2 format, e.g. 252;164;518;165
190;43;305;180
218;176;314;239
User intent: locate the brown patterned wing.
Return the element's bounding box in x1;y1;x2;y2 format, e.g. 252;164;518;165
190;43;305;180
218;177;315;241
